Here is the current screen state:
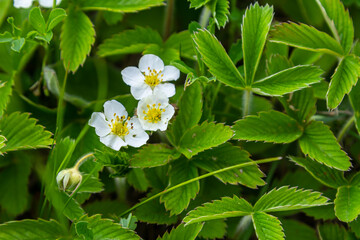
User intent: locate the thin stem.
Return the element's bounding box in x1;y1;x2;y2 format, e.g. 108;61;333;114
73;153;94;170
337;115;355;142
120;157;282;217
54;66;69;141
199;6;212;28
163;0;175;40
242;89;252;117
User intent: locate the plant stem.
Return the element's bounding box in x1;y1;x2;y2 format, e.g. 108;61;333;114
199;6;212;28
163;0;175;40
73;153;94;170
337;115;355;142
54;67;69;141
119;157;282;217
242;89;252;117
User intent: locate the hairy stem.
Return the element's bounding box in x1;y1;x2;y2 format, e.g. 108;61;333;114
242;89;252;117
199;6;212;28
163;0;175;40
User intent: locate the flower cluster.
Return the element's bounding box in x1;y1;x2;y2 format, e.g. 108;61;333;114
89;54;179;151
14;0;61;8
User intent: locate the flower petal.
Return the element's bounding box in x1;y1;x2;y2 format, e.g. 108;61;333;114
130;84;152;100
88;112;111;137
14;0;33;8
126;118;149;147
162;104;175;121
162;66;180;81
121;66;145;87
139;54;164;74
155;83;176;98
39;0;61;8
104;100;127;121
100;134;127;151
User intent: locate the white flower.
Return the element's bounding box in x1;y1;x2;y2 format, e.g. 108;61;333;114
121;54;180;100
88;100;149;151
137;90;175;131
13;0;61;8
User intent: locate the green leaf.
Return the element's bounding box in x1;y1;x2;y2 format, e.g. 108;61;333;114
60;8;95;72
193;29;244;88
298;121;351;171
233;110;303;143
160;159;199;215
170;60;195;75
75;221;93;240
168;81;202;146
130;144;180;168
77;175;104;193
47;8;67;32
242;3;273;85
157;223;203;240
266;54;292;75
349;218;360;238
98;27;162;57
193;143;265;188
188;0;211;9
0;135;5;150
350;81;360;134
165;31;195;60
178;121;234;159
270;22;344;56
252;65;323;96
29;7;46;34
316;0;354;54
119;213;137;231
0;74;13;117
0;31;13;43
318;223;353;240
253;186;329;212
335;185;360;222
208;0;230;29
252;212;285;240
11;38;25;53
282;219;318;240
0;112;52;153
127;168;149;192
0;219;68;240
183;196;253;225
80;0;164;12
198;219;226;239
326;55;360;109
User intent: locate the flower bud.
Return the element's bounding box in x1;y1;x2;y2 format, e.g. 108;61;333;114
56;168;82;191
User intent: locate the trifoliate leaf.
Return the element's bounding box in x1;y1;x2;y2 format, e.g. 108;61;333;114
80;0;164;12
326;55;360;109
298;121;351;171
233;110;303;143
47;8;67;32
242;3;273;85
252;212;285;240
334;185;360;222
157;223;203;240
270;22;344;56
60;8;95;72
252;65;323;96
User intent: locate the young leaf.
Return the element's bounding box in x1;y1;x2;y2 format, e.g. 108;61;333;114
252;65;323;96
242;3;273;85
252;212;285;240
232;110;303;143
208;0;230;29
193;143;265;188
326;55;360;109
316;0;354;54
11;38;25;53
0;32;12;43
0;112;52;153
0;219;68;240
157;223;203;240
334;185;360;222
178;121;234;159
298;121;351;171
60;8;95;72
47;8;67;32
130;144;180;168
98;27;162;57
192;29;245;88
270;22;344;56
183;196;253;225
160;159;199;215
253;186;329;212
29;7;46;34
80;0;164;12
289;156;347;189
0;73;13;117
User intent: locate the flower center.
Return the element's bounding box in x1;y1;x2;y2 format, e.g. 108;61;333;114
143;103;165;123
144;67;163;88
109;114;132;137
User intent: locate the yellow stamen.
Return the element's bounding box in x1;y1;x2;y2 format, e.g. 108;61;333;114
144;103;165;123
144;68;162;88
110;114;130;137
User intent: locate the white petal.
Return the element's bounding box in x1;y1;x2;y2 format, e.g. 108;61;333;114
14;0;33;8
139;54;164;74
140;121;160;131
103;100;127;121
130;84;152;100
154;83;176;98
158;122;168;131
38;0;61;7
162;66;180;81
88;112;111;137
100;134;127;151
121;67;145;87
162;104;175;121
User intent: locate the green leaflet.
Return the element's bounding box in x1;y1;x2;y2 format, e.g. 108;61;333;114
232;110;303;143
253;186;330;212
127;169;150;192
188;0;211;9
130;144;180;168
349;81;360;134
80;0;164;12
198;219;227;239
165;31;195;60
47;8;67;32
0;73;13;117
270;22;344;56
0;219;68;240
252;212;285;240
29;7;46;34
157;223;203;240
60;8;95;72
0;135;5;150
316;0;354;54
192;29;244;88
0;112;53;154
242;3;273;85
98;27;162;57
326;55;360;109
266;54;292;75
281;219;318;240
252;65;323;96
335;185;360;222
178;121;234;159
208;0;230;29
317;223;354;240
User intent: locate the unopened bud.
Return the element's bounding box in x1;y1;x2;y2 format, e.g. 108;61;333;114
56;168;82;192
